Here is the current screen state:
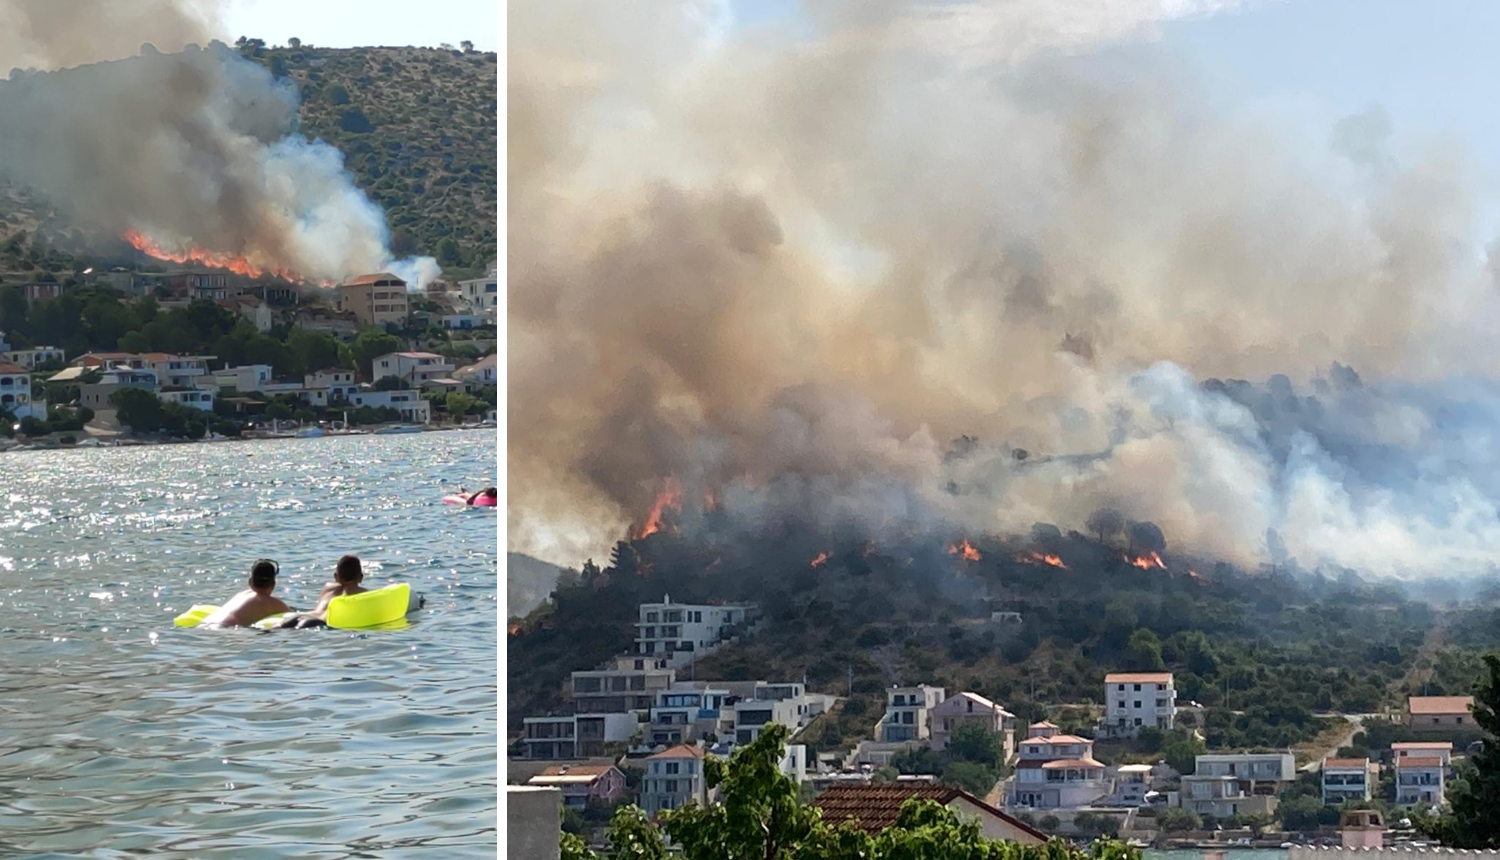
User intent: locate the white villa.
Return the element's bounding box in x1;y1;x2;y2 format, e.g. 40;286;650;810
880;685;946;743
1008;732;1111;810
634;596;753;669
929;692;1017;760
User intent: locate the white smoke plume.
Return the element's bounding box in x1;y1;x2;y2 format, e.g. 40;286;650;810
0;0;439;289
509;0;1500;579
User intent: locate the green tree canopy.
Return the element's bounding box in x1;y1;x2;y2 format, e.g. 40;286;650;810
1417;653;1500;848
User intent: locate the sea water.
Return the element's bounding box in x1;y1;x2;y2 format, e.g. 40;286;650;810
0;431;497;858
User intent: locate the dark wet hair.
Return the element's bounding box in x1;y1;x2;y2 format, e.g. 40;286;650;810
250;559;278;589
335;555;362;582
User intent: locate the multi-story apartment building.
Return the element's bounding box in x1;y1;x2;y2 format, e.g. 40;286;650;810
1102;672;1176;738
881;685;946;743
1179;775;1279;819
640;745;709;817
634;596;753;669
929;692;1017;759
1194;752;1297;796
1321;757;1375;805
1394;756;1445;807
520;713;638;760
1391;741;1453;765
570;655;676;714
336;273;410;329
0;362;40;420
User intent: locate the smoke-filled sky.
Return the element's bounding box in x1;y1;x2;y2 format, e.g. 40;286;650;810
510;0;1500;579
0;0;440;288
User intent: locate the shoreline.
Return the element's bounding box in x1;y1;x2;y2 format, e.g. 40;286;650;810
0;423;496;452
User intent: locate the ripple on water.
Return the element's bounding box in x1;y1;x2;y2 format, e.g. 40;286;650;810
0;432;498;858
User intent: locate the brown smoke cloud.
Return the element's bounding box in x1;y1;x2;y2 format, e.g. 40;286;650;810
508;1;1500;576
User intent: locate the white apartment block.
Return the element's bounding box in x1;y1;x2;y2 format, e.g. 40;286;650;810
212;364;274;393
1394;756;1445;807
347;389;430;424
1009;733;1111;810
1194;752;1297;796
881;685;946;742
371;351;455;387
570;655;676;715
157;389;215;411
640;745;709;817
1102;672;1176;738
1321;758;1375;805
930;692;1017;760
458;264;498;321
1;345;64;369
1179;775;1278;819
1113;764;1152;806
634;596;753;669
646;683;730;748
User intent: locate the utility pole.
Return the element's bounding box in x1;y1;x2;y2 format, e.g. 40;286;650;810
847;664;854;698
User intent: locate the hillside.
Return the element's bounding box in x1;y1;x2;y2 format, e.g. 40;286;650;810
508;552;571;618
0;39;497;276
508;519;1500;758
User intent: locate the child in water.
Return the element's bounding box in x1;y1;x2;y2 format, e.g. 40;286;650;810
201;560;290;628
276;555;368;629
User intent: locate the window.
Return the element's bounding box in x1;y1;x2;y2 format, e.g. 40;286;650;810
902;711;914;725
1133;684;1142;692
1156;698;1167;707
1134;717;1143;726
1133;701;1141;709
1116;700;1125;710
1117;684;1125;691
665;762;679;775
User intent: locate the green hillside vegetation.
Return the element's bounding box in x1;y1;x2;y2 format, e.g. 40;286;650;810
510;523;1500;761
0;40;497;275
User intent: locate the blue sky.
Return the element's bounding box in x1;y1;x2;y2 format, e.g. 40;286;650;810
1163;0;1500;176
218;0;497;52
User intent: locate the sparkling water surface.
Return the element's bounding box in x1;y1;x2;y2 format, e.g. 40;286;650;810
0;432;497;859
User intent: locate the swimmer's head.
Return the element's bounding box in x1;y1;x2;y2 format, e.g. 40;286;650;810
250;559;278;592
335;555;363;584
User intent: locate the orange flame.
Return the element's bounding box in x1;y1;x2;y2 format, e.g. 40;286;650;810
122;228;330;285
1018;551;1067;569
810;552;830;569
507;622;523;636
948;539;981;562
632;477;684;540
1126;551;1166;570
702;487;718;512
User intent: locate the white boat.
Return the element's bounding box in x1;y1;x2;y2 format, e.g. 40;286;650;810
296;426;325;438
374;424;424;435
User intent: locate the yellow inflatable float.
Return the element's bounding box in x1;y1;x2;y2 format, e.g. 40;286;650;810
173;583;420;630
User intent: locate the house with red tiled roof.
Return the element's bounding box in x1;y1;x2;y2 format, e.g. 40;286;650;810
1009;733;1111;810
813;783;1044;844
525;763;627;809
1321;757;1376;805
640;744;709;818
1394;755;1445;807
1406;695;1475;732
1391;741;1454;765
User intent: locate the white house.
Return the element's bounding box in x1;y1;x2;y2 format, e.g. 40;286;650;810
1178;774;1279;819
646;682;731;748
1102;672;1176;738
1391;741;1453;766
442;313;488;330
458;263;498;320
158;389;215;411
305;368;359;403
722;682;832;747
1;345;65;369
640;745;709;817
1113;764;1153;806
929;692;1017;760
1008;733;1111;810
1322;757;1375;805
370;351;455;386
140;353;211;389
634;596;753;669
1194;752;1297;796
213;364;274;393
453;353;498;388
1394;756;1444;807
0;362;41;420
348;389;431;424
881;685;946;743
